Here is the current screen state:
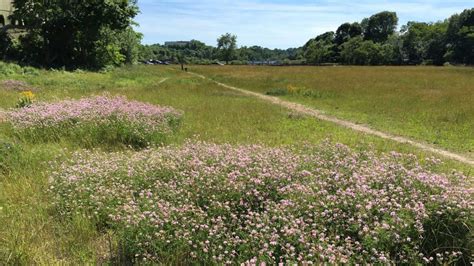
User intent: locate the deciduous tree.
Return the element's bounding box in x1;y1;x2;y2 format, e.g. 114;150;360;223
217;33;237;64
10;0;139;69
363;11;398;43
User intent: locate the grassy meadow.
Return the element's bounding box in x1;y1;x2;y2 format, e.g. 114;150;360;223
0;65;472;264
191;65;474;158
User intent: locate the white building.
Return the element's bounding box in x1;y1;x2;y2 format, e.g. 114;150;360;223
0;0;13;26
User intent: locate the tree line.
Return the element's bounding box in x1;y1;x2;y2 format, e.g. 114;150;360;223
139;38;302;65
0;2;472;69
142;9;473;66
303;9;473;66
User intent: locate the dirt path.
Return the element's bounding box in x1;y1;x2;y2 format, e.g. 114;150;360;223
157;78;169;85
189;71;474;166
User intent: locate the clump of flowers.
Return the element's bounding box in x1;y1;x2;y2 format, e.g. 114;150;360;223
6;95;182;147
50;141;473;264
16;91;36;108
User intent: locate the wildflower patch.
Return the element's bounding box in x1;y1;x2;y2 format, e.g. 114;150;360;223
5;95;182;148
50;141;473;264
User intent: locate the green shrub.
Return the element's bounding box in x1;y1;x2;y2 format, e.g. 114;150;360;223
265;88;288;96
0;61;22;75
0;61;40;76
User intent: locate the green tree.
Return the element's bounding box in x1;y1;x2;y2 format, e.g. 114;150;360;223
363;11;398;43
177;52;188;70
401;21;448;65
11;0;139;69
304;32;336;65
305;40;335;64
303;31;337;64
444;8;474;64
340;36;386;65
217;33;237;64
117;27;143;65
335;22;362;45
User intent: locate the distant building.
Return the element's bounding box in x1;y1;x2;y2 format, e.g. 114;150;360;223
164;41;190;47
0;0;13;26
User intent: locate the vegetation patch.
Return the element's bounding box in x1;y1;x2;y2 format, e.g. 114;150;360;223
266;85;336;99
50;141;472;264
4;95;182;148
1;80;39;92
265;88;288;96
0;62;39;76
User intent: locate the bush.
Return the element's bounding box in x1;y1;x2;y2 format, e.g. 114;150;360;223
4;95;183;148
265;88;288;96
50;141;473;264
0;61;22;75
0;61;40;76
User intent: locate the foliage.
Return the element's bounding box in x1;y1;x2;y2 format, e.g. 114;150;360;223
401;21;449;65
304;33;336;65
335;23;363;46
340;37;392;65
50;141;473;264
217;33;237;64
444;8;474;64
300;8;473;65
0;61;39;75
265;87;288;96
362;11;399;43
9;0;140;69
4;95;183;148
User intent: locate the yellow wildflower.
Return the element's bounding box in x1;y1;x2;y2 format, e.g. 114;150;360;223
20;91;35;99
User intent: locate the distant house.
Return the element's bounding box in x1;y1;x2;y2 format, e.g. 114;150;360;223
0;0;13;27
164;41;191;47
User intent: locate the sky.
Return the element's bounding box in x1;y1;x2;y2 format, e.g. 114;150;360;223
134;0;473;49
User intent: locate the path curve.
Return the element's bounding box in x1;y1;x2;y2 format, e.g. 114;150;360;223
189;71;474;166
157;77;170;85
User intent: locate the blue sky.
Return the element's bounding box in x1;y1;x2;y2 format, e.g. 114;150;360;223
135;0;473;49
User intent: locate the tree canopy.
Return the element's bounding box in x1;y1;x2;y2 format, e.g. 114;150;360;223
2;0;140;69
302;8;474;66
217;33;237;64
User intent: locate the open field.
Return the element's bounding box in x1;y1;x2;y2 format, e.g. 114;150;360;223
0;65;472;264
191;65;474;159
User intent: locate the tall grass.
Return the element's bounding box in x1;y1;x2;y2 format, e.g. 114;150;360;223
191;65;474;157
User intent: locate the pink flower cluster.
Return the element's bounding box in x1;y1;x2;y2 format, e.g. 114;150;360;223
6;95;182;132
50;141;473;264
